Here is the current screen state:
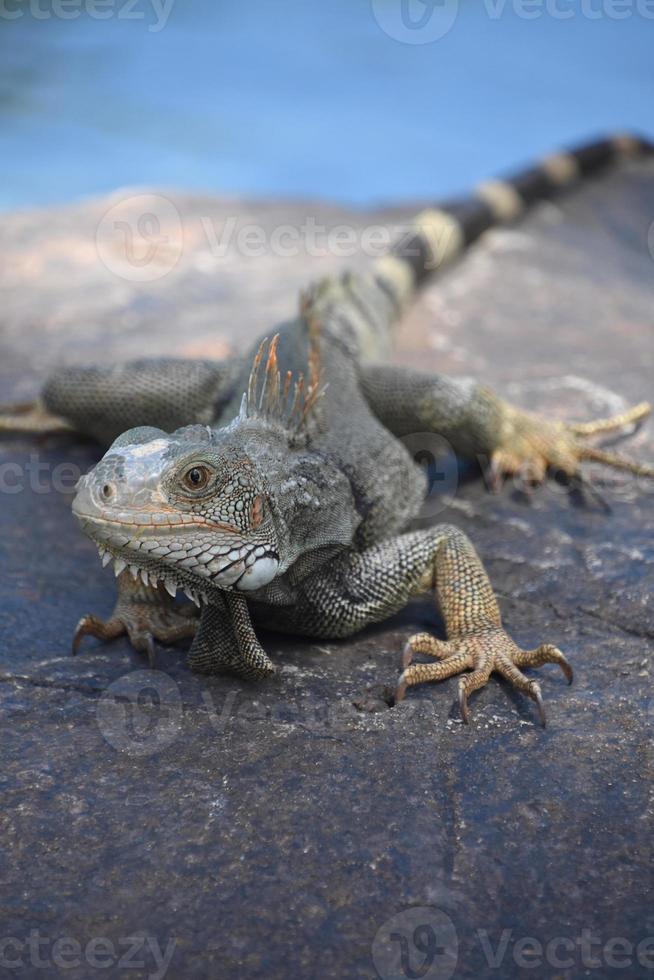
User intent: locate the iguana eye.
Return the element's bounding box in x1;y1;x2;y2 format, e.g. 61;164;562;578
182;465;210;491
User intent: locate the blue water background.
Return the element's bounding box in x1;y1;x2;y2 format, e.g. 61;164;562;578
0;0;652;211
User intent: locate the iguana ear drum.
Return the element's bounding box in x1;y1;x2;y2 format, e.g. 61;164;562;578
250;495;264;528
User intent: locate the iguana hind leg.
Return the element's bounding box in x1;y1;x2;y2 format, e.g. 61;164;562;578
0;399;73;435
290;525;571;726
72;570;198;667
488;398;653;486
358;364;653;484
1;357;241;445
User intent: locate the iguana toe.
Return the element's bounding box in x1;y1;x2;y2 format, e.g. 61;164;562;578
72;570;198;664
489;399;653;488
397;627;572;727
0;399;73;434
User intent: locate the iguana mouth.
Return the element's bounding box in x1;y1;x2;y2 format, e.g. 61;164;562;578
74;510;279;596
71;501;241;533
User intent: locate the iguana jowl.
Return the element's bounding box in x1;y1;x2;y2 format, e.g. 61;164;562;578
4;133;653;725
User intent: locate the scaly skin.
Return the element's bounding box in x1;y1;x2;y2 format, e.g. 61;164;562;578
3;133;654;725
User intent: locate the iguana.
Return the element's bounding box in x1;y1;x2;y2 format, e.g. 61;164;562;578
3;133;653;726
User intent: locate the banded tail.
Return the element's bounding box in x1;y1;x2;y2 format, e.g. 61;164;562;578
375;132;653;301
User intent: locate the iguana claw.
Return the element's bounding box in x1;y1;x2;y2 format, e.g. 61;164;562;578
72;616;155;667
528;681;546;728
489;399;653;487
0;399;73;434
71;571;197;664
397;629;572;727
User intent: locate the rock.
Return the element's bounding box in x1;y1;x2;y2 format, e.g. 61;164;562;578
1;161;653;979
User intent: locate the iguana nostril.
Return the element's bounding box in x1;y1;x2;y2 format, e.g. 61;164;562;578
101;483;114;500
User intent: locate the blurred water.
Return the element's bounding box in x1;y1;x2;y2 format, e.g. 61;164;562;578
0;0;652;211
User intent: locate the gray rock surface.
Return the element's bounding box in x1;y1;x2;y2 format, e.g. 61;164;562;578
1;162;653;979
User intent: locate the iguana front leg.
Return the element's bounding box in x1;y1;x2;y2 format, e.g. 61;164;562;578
73;570;198;666
392;528;573;725
359;364;653;483
186;592;276;679
74;583;277;677
282;526;572;726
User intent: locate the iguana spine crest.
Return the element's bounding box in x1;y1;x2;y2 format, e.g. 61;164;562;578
241;292;325;432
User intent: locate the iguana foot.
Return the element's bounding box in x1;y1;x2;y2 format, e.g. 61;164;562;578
72;570;198;666
0;399;73;434
489;399;653;487
396;628;572;726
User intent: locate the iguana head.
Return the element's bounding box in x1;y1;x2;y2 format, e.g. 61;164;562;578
72;422;286;603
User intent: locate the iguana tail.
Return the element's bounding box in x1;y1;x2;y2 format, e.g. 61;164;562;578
374;132;653;305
